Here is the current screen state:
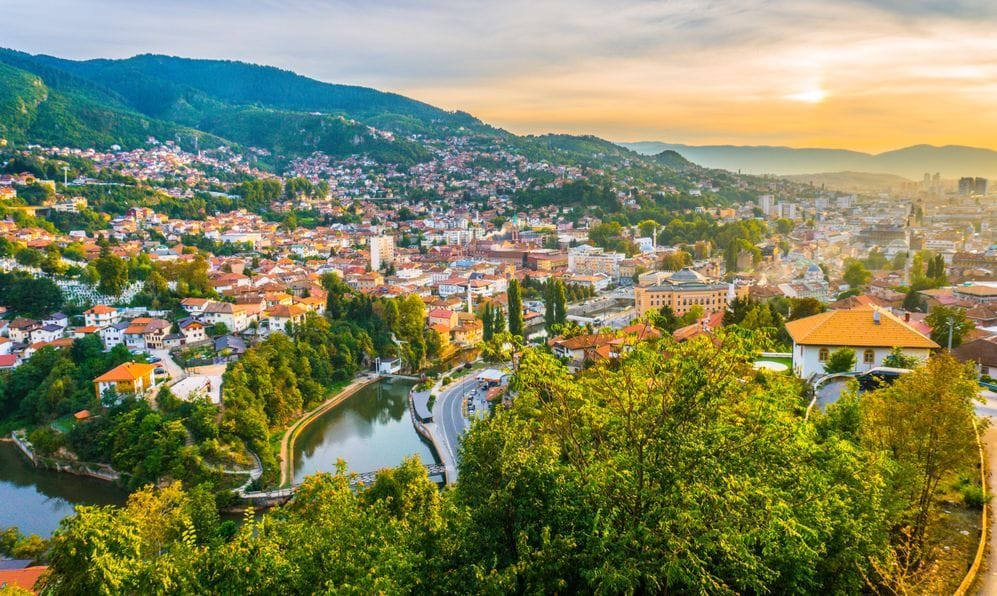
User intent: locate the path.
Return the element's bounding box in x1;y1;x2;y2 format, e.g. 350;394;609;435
975;389;997;595
150;349;186;384
278;373;380;487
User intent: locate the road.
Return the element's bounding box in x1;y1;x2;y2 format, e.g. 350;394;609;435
432;374;479;484
974;389;997;595
150;349;186;384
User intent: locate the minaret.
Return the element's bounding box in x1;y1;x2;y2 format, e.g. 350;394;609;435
466;282;473;313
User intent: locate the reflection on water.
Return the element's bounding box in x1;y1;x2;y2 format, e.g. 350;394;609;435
293;380;439;482
0;442;127;537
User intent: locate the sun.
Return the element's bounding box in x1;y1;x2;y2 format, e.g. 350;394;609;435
785;88;828;104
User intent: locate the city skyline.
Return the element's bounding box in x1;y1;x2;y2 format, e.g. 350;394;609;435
4;0;997;152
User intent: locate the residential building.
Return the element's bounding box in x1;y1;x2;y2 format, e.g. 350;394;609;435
93;361;158;400
784;307;938;378
84;305;120;328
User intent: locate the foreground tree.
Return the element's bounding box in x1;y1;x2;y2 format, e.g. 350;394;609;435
859;354;980;551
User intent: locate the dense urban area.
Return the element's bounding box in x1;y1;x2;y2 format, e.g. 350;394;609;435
0;49;996;594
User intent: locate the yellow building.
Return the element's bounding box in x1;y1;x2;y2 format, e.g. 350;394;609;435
634;268;742;317
94;362;158;400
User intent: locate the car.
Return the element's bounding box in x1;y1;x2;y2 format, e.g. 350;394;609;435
857;367;911;391
148;356;162;363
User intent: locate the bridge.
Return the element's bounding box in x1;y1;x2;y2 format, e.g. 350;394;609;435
240;464;448;506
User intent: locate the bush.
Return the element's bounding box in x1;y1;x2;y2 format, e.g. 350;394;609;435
960;484;990;509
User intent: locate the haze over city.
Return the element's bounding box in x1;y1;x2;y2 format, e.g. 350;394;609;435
5;0;997;151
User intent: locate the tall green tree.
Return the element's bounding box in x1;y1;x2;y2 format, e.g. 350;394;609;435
507;279;524;338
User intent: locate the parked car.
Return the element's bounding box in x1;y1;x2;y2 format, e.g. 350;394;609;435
857;367;911;391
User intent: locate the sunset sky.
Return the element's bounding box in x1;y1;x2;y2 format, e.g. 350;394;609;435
5;0;997;152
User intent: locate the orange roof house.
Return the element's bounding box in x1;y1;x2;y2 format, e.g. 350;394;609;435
0;565;47;593
784;307;938;378
93;362;158;401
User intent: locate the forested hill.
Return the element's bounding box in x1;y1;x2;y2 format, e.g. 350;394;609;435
0;48;479;164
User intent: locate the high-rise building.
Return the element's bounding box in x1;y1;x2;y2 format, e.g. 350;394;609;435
958;177;989;195
758;194;775;216
369;235;395;271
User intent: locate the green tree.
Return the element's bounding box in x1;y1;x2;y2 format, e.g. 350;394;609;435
843;259;872;289
95;249;129;296
507;279;524;338
925;305;974;349
860;355;979;551
882;347;921;369
824;347;857;373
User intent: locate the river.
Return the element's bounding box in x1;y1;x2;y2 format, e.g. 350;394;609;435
292;379;439;483
0;442;127;537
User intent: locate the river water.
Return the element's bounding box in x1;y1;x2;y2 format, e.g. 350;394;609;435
293;379;439;483
0;442;127;537
0;379;436;537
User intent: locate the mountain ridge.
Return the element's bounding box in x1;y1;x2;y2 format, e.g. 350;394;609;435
619;141;997;180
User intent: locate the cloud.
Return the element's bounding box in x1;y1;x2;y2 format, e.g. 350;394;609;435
2;0;996;150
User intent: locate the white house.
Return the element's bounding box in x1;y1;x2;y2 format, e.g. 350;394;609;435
84;305;120;328
784;307;938;379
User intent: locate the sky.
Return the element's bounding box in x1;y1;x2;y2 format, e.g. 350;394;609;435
3;0;997;152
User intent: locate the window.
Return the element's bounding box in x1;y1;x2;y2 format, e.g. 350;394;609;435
863;349;875;364
818;348;829;362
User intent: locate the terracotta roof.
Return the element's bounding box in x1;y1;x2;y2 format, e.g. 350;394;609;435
94;362;157;383
0;565;47;593
85;304;117;314
784;308;939;349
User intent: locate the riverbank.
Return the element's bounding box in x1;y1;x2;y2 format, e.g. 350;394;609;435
7;431;122;484
277;372;381;487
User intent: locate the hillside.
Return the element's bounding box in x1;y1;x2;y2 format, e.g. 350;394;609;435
620;141;997;179
0;49;456;163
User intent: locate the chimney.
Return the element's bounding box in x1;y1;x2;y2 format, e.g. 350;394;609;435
904;312;910;322
873;310;881;325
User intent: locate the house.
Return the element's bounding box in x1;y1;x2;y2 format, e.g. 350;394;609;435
452;315;483;347
84;305;120;328
99;321;129;349
202;302;250;332
428;308;458;330
178;318;207;344
548;333;617;371
7;318;40;344
181;297;211;317
122;318;171;351
953;336;997;379
0;354;20;370
31;324;64;344
0;564;48;594
784;307;938;378
43;312;69;329
265;304;308;333
214;334;247;357
93;361;158;400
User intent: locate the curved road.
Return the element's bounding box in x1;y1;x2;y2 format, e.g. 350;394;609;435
432;374;481;484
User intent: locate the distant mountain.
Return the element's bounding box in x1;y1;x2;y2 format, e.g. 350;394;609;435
619;141;997;180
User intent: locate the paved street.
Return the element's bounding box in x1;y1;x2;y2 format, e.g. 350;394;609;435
150;349;186;384
431;373;480;484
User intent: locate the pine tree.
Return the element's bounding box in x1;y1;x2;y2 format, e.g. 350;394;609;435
507;279;524;338
482;304;494;341
554;280;567;326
